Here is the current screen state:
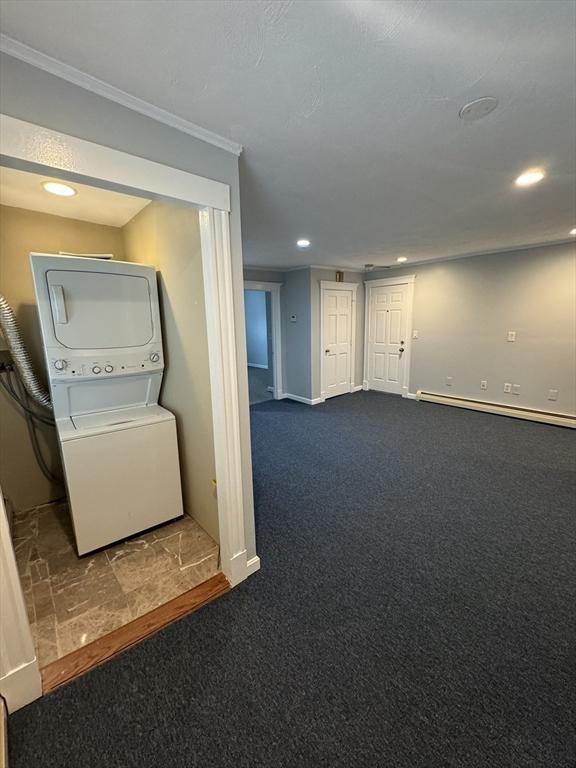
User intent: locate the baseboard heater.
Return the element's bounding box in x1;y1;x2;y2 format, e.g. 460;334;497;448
416;391;575;429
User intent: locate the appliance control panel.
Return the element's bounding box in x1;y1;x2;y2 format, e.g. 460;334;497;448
46;347;163;380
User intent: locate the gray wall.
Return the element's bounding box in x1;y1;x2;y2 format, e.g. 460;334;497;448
283;269;312;399
246;242;575;416
0;53;256;559
368;242;576;414
243;268;284;283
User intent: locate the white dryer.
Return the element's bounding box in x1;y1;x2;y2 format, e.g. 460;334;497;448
30;253;184;555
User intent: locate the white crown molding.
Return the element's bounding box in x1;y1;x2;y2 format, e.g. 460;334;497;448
244;237;575;275
0;34;243;157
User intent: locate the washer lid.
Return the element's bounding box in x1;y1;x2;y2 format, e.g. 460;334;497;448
61;404;174;439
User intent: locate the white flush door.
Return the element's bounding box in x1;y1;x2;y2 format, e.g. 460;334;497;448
322;288;353;399
366;282;411;395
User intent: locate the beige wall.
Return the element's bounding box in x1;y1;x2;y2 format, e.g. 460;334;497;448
0;205;125;511
123;202;219;542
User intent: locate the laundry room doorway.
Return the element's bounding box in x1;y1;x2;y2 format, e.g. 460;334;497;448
0;115;258;711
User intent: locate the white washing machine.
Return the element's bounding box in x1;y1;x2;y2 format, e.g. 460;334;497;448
30;253;184;555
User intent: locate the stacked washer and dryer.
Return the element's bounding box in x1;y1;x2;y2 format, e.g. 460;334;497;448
31;253;184;555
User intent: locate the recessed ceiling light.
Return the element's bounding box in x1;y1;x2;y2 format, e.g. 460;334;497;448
570;227;576;236
397;256;408;263
42;181;77;197
514;168;545;187
296;238;310;248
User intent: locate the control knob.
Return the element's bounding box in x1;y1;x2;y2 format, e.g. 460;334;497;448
92;365;102;374
53;359;67;371
104;365;114;373
150;352;160;363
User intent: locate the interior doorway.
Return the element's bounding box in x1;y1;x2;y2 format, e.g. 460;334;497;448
243;281;282;404
0;114;257;712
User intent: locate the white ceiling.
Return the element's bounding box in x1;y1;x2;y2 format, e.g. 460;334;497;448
1;0;575;268
0;166;150;227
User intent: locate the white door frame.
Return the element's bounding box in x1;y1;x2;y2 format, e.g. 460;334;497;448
320;281;358;400
243;281;283;399
0;114;258;710
363;275;416;398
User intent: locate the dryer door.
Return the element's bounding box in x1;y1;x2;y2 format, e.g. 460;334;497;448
46;268;154;349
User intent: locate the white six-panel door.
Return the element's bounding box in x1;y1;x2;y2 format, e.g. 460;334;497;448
321;283;357;399
365;277;415;395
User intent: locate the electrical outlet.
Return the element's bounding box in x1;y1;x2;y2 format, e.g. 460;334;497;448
446;376;453;387
548;389;559;401
512;384;520;395
503;383;512;393
412;329;419;339
289;313;297;323
480;380;487;390
507;330;516;342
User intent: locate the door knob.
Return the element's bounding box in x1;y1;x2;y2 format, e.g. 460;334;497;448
325;349;330;354
399;347;405;353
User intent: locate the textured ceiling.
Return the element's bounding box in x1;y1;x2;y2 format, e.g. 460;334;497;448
1;0;575;268
0;166;150;227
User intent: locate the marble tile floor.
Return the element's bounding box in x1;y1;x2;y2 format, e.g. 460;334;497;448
13;501;220;667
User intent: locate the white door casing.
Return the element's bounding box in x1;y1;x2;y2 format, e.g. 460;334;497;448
243;281;283;399
364;276;415;396
320;281;358;400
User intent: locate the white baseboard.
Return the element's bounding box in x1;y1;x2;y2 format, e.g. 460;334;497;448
0;659;42;713
351;385;363;393
246;555;261;576
403;392;417;400
247;363;268;369
281;393;325;406
224;550;261;587
362;380;369;391
417;390;576;428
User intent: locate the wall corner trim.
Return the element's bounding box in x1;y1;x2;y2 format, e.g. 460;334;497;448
281;393;325;406
0;34;243;157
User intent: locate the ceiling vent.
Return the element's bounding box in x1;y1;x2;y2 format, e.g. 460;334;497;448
459;97;499;121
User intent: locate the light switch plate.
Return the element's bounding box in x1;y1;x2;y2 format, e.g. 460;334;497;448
289;314;297;323
480;380;487;390
548;389;559;401
412;329;419;339
507;330;516;342
503;383;512;393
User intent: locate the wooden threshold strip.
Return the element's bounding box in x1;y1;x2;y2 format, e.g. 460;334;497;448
41;572;230;694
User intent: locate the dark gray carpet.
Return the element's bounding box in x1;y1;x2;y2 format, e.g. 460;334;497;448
9;392;576;767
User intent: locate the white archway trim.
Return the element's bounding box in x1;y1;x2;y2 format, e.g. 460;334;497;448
0;114;230;211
